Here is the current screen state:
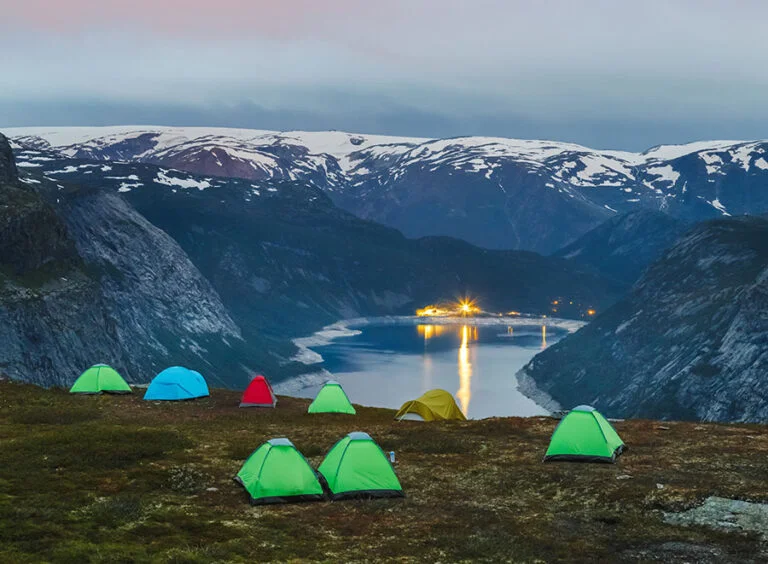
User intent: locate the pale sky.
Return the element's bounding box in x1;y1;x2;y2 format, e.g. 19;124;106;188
2;0;767;149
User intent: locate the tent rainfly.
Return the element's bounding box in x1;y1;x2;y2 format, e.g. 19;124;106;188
318;432;404;500
543;405;625;463
234;438;325;505
143;366;209;401
240;375;277;408
307;381;356;414
394;389;466;421
70;364;132;394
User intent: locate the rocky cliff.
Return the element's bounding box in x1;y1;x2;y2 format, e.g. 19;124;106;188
0;133;119;386
0;135;260;388
520;216;768;422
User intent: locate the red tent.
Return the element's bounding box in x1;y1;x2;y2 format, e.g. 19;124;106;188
240;375;277;408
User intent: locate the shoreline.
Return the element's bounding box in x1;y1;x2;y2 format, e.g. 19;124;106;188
279;315;586;405
289;314;586;366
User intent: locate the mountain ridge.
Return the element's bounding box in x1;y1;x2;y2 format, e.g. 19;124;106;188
9;126;768;253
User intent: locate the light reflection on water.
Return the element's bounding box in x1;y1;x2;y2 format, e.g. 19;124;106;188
418;323;546;416
301;322;562;419
457;325;472;415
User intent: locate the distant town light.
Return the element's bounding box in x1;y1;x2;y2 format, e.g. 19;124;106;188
416;297;481;317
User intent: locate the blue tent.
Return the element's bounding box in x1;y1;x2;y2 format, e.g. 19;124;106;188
144;366;210;401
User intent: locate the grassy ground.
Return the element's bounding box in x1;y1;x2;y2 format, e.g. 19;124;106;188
1;380;767;563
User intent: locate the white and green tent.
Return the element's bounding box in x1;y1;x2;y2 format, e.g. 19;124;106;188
234;438;325;505
544;405;625;463
318;432;403;500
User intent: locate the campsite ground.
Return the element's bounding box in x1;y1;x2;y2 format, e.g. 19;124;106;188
1;380;767;563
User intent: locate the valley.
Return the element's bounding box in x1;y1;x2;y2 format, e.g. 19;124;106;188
0;132;619;391
2;125;768;423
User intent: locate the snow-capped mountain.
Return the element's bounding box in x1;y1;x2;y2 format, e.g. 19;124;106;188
8;126;768;252
0;133;623;388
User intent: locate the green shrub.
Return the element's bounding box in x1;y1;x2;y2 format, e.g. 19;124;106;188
383;428;478;455
9;405;101;425
2;426;193;473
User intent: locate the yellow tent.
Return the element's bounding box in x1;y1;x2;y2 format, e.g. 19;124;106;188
394;389;467;421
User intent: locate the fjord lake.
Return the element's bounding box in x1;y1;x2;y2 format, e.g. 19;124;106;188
294;321;571;419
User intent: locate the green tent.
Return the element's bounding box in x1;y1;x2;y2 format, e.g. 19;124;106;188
307;380;356;414
544;405;625;463
318;432;404;500
70;364;132;394
234;438;324;505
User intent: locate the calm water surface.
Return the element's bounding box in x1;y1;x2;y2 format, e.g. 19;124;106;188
297;322;566;419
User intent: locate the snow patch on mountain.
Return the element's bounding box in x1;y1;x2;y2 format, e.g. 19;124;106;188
8;126;768;253
643;140;748;161
710;199;731;216
155;170;211;190
646;165;680;186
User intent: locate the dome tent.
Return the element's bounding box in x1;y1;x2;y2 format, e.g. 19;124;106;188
307;381;356;414
318;432;404;500
394;389;466;421
143;366;209;401
70;364;131;394
239;375;277;408
234;438;324;505
544;405;625;463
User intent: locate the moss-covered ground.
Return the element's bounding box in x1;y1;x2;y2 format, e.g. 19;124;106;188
1;380;767;563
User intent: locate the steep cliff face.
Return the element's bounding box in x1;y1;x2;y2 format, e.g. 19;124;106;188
0;133;121;386
0;135;259;388
520;217;768;422
55;187;256;387
0;136;77;276
0;133;18;184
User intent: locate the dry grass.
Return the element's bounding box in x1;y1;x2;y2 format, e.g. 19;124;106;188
1;380;767;562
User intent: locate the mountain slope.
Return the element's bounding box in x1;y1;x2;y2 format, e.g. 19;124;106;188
552;210;688;284
0;135;261;388
23;151;622;326
0;133;120;387
9;126;768;253
519;216;768;422
3;138;624;388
